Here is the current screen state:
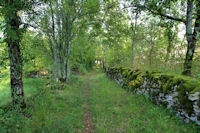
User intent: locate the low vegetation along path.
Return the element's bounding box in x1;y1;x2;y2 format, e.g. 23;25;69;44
70;71;197;133
26;70;198;132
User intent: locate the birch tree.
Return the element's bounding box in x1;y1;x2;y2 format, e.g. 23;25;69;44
0;0;46;109
41;0;100;81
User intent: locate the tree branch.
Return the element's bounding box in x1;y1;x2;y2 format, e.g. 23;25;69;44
192;0;200;41
124;4;186;23
21;22;39;29
145;6;186;23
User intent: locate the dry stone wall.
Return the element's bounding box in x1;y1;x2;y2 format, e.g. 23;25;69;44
105;67;200;125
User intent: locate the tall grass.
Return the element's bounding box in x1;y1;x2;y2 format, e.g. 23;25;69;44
0;72;85;132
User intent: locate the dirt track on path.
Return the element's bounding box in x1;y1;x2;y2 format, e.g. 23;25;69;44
83;72;95;133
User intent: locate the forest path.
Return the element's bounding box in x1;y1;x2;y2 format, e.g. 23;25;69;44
24;70;197;132
79;70;195;133
83;71;95;133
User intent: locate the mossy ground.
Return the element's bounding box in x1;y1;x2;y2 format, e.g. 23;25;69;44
0;70;199;132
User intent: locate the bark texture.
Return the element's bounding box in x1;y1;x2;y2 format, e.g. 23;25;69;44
182;0;200;76
4;0;26;109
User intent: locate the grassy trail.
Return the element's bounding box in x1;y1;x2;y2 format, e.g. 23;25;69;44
80;70;199;133
1;70;199;132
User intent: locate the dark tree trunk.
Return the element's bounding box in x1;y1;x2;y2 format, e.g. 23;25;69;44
5;1;26;109
8;39;26;109
165;29;173;67
165;41;172;65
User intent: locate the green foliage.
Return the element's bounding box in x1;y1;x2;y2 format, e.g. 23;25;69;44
78;64;88;74
1;0;200;132
21;31;52;77
71;33;97;71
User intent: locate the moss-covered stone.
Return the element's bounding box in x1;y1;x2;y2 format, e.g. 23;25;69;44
106;66;200;125
190;86;200;94
151;90;160;97
129;76;143;88
128;71;141;80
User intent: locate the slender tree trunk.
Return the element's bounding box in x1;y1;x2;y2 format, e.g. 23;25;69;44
49;1;61;81
66;43;71;81
131;38;135;68
182;0;194;75
165;32;173;67
5;2;25;109
54;50;61;81
80;49;83;63
149;45;154;67
102;58;105;69
149;37;154;67
131;13;138;68
182;0;200;76
183;40;196;75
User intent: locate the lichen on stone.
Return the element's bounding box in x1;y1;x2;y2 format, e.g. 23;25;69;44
105;66;200;125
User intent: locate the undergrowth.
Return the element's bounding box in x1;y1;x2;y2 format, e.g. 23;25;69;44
0;70;85;132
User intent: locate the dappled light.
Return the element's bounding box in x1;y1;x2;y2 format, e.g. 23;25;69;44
0;0;200;132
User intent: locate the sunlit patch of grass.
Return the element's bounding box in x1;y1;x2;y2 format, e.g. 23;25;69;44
1;72;85;132
0;69;11;106
0;69;48;106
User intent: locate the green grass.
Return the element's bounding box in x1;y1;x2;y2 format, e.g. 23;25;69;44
0;69;47;106
24;75;85;132
88;71;200;133
0;70;85;132
0;69;199;132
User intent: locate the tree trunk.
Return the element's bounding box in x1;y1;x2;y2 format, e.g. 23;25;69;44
131;38;135;68
8;42;25;108
182;40;196;75
149;45;154;67
182;0;200;76
165;31;173;67
80;49;83;63
149;37;154;67
131;13;138;68
66;43;71;81
5;2;25;109
54;50;61;81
